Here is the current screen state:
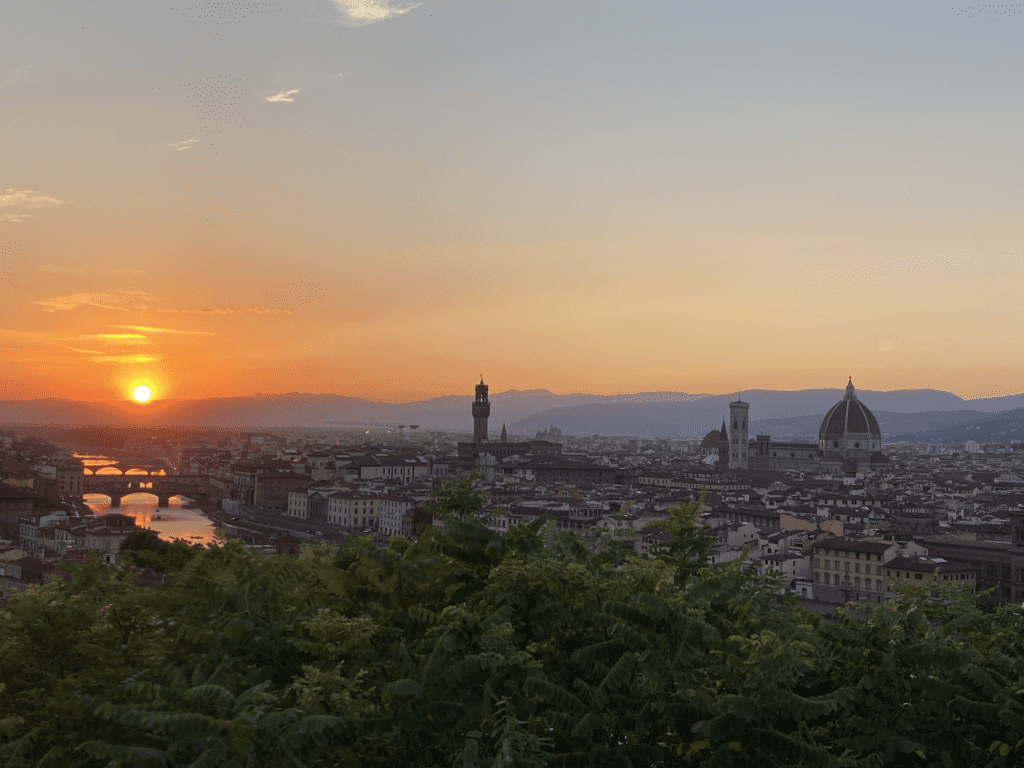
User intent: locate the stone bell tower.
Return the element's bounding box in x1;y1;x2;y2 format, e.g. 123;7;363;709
472;376;490;445
729;396;749;471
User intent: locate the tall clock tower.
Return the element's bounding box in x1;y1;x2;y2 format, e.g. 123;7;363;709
472;377;490;445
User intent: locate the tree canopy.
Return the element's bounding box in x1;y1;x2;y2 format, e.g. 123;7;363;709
0;474;1022;767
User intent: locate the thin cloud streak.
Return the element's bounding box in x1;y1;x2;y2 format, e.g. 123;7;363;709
0;189;63;209
110;324;213;336
159;307;294;315
329;0;422;27
81;333;149;341
35;293;131;312
266;89;300;103
89;354;163;364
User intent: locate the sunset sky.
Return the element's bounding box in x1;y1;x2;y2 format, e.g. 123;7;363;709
2;1;1022;404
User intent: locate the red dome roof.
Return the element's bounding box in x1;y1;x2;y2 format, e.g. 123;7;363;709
818;380;881;440
700;429;723;449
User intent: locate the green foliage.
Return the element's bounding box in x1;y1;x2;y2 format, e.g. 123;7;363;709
0;493;1022;767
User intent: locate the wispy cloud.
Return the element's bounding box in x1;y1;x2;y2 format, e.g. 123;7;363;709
67;346;104;355
168;137;199;151
0;189;63;209
329;0;422;26
246;307;294;315
81;333;149;342
35;293;131;313
159;306;294;315
90;354;164;365
109;324;213;336
266;89;300;103
111;268;144;274
0;213;31;223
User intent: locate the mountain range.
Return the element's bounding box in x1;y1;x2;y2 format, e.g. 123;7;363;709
3;387;1024;443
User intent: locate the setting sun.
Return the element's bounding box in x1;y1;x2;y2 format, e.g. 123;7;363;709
132;385;152;403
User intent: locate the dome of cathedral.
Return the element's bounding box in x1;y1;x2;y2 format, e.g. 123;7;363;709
818;379;881;445
700;429;723;449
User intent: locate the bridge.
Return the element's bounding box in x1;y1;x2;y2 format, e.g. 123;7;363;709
82;474;210;508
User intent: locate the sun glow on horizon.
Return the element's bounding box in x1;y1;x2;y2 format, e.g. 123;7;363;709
132;385;152;402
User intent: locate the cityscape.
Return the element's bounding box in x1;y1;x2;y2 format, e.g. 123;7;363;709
4;376;1024;612
3;1;1024;765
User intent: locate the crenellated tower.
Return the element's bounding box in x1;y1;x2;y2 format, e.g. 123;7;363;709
729;396;749;470
472;376;490;445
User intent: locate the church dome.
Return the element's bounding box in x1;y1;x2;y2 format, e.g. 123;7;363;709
700;429;723;449
818;379;881;446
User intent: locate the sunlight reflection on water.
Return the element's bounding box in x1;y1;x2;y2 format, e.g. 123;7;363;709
84;494;217;545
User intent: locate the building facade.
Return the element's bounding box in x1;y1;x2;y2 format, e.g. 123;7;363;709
811;536;898;604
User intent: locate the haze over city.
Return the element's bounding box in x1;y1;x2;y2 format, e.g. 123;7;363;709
2;0;1023;406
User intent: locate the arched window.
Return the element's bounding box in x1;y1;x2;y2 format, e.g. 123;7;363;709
801;588;807;597
875;579;882;592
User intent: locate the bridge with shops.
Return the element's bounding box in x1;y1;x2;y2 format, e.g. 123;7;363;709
82;473;210;508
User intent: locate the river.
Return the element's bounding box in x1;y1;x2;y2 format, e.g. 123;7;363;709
77;453;218;545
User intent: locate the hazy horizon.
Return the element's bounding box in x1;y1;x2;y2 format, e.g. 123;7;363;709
5;383;1024;407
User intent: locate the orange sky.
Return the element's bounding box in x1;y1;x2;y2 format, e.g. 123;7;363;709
2;1;1022;404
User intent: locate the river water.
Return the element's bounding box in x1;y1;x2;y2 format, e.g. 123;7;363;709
77;454;218;545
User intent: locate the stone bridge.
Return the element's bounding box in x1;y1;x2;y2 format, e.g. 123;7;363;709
82;474;210;508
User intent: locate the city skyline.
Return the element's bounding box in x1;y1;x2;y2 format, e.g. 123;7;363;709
2;1;1023;404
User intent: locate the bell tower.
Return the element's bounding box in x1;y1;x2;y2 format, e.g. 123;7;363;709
472;376;490;445
729;396;749;470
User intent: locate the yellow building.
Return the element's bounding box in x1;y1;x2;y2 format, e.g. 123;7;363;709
811;536;898;604
885;556;976;595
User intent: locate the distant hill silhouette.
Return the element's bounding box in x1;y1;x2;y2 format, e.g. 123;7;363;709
2;387;1024;441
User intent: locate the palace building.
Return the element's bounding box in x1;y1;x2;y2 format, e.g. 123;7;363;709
456;378;563;464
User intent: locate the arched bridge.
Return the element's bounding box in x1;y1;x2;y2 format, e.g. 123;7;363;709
82;474;210;508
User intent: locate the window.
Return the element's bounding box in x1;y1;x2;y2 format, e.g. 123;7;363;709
855;563;860;574
875;565;881;575
824;560;830;570
887;570;891;577
814;573;820;583
855;577;860;589
845;562;850;572
915;573;922;581
875;579;882;592
814;558;820;568
987;564;998;579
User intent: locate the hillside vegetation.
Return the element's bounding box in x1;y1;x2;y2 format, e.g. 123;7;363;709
0;477;1022;767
